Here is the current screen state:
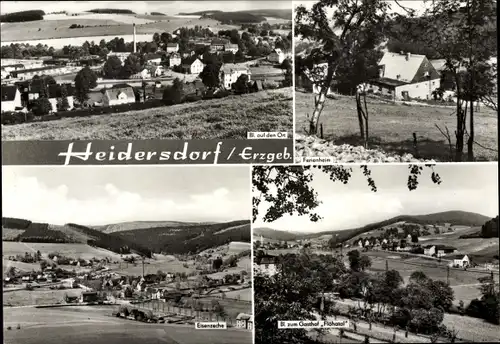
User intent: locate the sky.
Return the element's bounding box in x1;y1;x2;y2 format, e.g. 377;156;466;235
0;1;291;15
253;164;499;233
2;166;250;226
294;0;431;16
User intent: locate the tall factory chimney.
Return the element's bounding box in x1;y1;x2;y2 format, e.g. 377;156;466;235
133;23;137;53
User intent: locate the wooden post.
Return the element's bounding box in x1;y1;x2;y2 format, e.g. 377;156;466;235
320;123;324;139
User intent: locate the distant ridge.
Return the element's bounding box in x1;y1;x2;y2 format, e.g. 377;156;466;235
257;211;491;242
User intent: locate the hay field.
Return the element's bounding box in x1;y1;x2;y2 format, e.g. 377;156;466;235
295;91;498;161
2;88;293;140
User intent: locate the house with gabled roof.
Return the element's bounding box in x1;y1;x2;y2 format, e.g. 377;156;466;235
169;53;182;67
181;57;204;74
1;85;22;112
219;63;251;89
268;48;285;64
236;313;253;330
102;85;135;107
166;43;179;53
224;44;239;54
367;52;441;100
255;253;279;277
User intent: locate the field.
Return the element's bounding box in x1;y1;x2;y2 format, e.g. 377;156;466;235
2;88;293;140
3;307;252;344
295;91;498;161
3;288;81;307
108;254;196;276
0;14;233;43
2;242;123;261
222;287;252;302
94;221;204;234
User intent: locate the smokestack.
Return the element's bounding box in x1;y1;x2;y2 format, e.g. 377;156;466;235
133;23;137;53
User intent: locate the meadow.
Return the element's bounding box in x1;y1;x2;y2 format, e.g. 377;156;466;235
3;288;81;307
295;91;498;161
2;242;123;260
2;88;293;140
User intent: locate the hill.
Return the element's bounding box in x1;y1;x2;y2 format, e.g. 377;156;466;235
113;220;251;254
180;9;291;20
0;10;45;23
2;217;152;257
94;221;212;234
301;211;492;242
253;227;301;241
87;9;136;14
2;88;293;141
459;215;499;239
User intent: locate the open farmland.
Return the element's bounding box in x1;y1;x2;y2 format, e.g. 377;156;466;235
295;91;498;161
108;254;196;276
2;242;123;261
2;88;293;140
3;288;81;307
3;307;252;344
222;287;252;302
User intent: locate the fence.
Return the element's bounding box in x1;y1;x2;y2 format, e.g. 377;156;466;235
128;300;240;326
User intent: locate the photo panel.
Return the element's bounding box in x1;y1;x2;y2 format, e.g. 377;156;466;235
1;1;293;165
252;163;499;343
293;0;497;164
2;165;253;344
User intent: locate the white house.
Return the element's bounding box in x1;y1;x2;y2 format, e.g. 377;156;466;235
181;58;204;74
130;68;151;79
166;43;179;53
219;64;251;89
254;254;278;277
169;53;181;67
452;255;470;268
236;313;253;330
1;85;22;112
224;44;239;54
46;84;75;113
103;86;136;107
268;48;285;64
367;52;441;100
424;245;436;256
148;65;164;77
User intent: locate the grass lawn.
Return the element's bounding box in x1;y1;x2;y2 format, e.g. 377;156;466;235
295;91;498;161
2;242;122;261
2;88;292;140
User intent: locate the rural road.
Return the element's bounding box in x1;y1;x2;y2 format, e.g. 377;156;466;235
4;306;251;344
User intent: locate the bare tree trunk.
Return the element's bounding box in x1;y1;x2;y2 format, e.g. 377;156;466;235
363;92;369;147
455;97;465;162
356;92;365;142
467;99;474;161
310;90;327;135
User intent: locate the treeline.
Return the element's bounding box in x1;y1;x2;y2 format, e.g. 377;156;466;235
150;12;165;16
203;12;265;24
87;9;135;14
2;217;32;229
65;223;152;257
113;220;251;254
0;10;45;23
460;216;499;238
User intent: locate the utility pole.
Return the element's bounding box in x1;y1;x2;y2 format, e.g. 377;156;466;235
447;266;450;285
385;260;388;272
142;256;145;278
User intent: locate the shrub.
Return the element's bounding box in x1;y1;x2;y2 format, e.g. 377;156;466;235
263;81;279;89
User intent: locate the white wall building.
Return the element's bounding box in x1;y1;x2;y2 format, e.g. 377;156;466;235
220;64;251;89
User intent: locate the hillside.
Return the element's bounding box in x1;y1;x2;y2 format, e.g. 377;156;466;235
2;88;293;141
94;221;213;234
178;9;291;22
253;227;301;241
113;220;251;254
2;217;152;257
301;211;492;242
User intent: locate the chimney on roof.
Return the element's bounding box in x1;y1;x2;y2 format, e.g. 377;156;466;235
406;52;411;61
133;23;137;53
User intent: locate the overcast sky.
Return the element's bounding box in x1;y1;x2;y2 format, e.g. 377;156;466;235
0;1;291;15
2;166;250;226
294;0;431;16
254;164;498;233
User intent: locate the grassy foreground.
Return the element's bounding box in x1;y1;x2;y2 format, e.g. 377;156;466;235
2;88;292;140
295;91;498;161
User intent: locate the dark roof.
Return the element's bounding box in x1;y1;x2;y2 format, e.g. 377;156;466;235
255;254;278;265
3;64;24;68
181;57;200;66
14;66;64;74
1;85;18;101
145;53;163;60
82;291;98;295
370;77;408;88
211;38;227;45
166;43;179;47
28;84;75;98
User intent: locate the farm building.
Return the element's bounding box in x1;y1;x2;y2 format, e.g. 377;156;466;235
169;53;182;67
219;64;251;89
224;44;239;54
130;68;151;79
181;57;204;74
145;53;163;65
106;52;131;66
9;66;72;80
166;43;179;53
424;245;457;257
1;85;22;112
450;255;470;268
210;39;226;53
80;291;99;303
102;85;136;107
268;48;285;64
367;52;441;100
236;313;253;330
254;253;279;277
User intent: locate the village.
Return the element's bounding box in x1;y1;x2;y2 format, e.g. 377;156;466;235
1;20;292;126
3;243;253;330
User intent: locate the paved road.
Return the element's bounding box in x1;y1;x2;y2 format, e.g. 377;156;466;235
4;307;251;344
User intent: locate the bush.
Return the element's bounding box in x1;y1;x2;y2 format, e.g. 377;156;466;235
214;90;231;98
184;94;202;103
263;81;279;89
